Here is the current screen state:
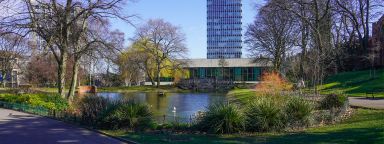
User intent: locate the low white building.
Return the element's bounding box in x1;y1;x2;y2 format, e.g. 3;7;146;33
0;57;20;87
143;58;272;85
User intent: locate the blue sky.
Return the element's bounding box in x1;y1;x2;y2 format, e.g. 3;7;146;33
110;0;265;58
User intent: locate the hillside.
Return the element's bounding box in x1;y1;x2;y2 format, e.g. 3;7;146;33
320;68;384;97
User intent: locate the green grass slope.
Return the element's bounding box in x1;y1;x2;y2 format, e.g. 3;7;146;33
320;68;384;97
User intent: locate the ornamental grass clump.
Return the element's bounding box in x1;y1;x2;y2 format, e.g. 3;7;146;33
285;96;313;128
197;103;245;134
99;101;154;131
245;96;287;132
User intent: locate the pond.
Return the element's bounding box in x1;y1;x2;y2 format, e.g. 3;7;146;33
96;92;227;121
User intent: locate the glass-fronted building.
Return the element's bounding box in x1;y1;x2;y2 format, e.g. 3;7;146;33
185;58;268;82
142;58;271;85
188;67;261;82
207;0;242;59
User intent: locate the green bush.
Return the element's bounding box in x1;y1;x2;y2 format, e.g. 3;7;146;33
197;103;245;134
319;94;348;110
245;96;286;132
156;122;191;131
0;93;68;111
285;96;313;128
99;101;153;131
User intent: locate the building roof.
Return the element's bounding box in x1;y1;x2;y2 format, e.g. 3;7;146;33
182;58;272;68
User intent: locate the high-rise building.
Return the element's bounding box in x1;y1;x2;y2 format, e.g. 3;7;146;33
207;0;242;59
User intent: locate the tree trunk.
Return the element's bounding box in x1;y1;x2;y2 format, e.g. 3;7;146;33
299;0;307;82
145;69;155;86
58;52;68;98
156;63;161;88
363;0;370;50
1;72;6;88
299;25;307;81
67;58;79;99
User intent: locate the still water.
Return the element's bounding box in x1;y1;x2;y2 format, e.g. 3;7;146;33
97;92;227;118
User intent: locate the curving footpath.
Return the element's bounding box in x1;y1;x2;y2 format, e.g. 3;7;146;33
349;97;384;109
0;108;131;144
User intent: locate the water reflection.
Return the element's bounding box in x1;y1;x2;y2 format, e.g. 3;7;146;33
96;92;227;118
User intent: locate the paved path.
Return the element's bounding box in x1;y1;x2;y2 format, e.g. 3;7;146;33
349;97;384;109
0;108;128;144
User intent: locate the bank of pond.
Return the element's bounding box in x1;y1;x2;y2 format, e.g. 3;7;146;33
0;91;351;135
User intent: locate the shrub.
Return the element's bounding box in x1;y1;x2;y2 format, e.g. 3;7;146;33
245;96;286;132
318;94;349;123
285;96;313;128
156;122;191;131
0;93;68;111
77;96;110;126
319;94;348;110
197;103;245;134
99;101;153;131
255;72;293;95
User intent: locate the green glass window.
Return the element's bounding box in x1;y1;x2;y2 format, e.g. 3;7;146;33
235;67;242;81
199;68;205;78
254;67;261;81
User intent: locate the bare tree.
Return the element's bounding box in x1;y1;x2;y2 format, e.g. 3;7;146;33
245;3;297;71
0;0;132;98
365;42;381;78
335;0;384;51
25;54;58;87
267;0;334;94
133;19;188;87
0;34;28;87
67;20;126;98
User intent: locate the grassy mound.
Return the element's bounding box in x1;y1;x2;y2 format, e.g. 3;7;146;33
319;69;384;97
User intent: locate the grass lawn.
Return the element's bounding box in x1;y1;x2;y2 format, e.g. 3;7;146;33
226;88;257;104
104;108;384;144
228;69;384;99
319;68;384;98
31;87;58;93
266;108;384;143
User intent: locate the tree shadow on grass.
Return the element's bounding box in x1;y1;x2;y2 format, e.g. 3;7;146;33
124;127;384;144
264;127;384;144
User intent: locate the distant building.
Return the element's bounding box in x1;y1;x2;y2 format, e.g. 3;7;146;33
207;0;242;59
143;58;271;85
0;53;20;87
371;15;384;66
185;58;268;82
